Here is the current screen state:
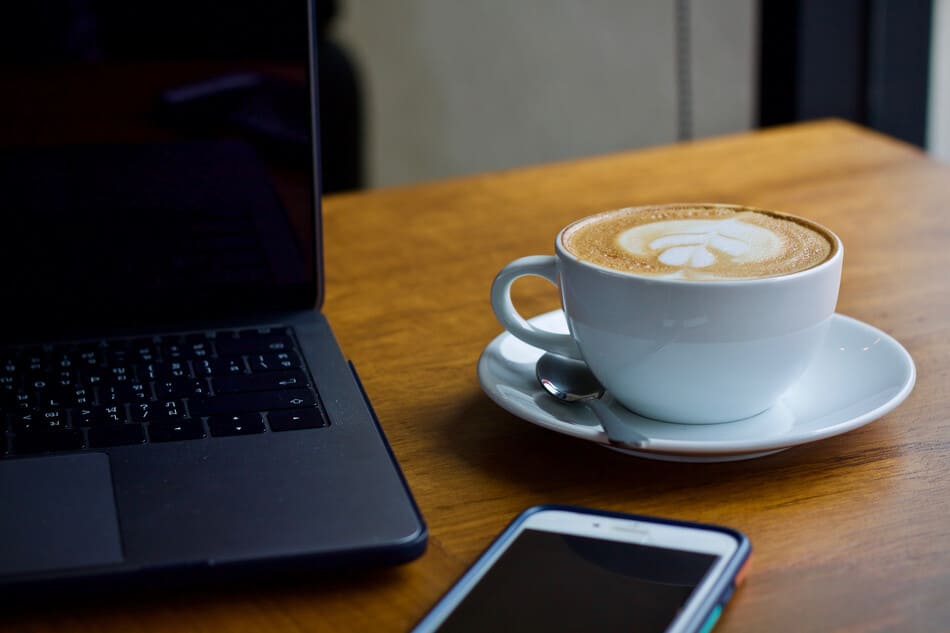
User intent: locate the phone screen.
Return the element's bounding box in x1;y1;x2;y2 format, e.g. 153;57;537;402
434;528;719;633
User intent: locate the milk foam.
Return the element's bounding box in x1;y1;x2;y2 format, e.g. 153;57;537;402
618;217;784;278
563;206;834;280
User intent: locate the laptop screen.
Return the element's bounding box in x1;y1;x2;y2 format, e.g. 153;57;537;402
0;1;322;340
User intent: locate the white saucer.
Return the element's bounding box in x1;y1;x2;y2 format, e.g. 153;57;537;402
477;310;916;462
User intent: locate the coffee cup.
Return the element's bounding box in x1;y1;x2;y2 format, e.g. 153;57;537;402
490;203;843;424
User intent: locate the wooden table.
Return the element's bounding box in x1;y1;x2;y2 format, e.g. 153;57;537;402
8;120;949;631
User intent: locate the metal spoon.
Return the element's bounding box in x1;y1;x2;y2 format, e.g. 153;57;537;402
535;352;650;450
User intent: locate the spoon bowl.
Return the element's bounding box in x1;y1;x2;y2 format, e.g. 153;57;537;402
535;353;649;449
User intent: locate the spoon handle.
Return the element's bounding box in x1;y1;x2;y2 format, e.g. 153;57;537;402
587;399;650;449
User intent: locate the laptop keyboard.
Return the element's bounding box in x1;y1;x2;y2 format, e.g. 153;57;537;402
0;326;328;457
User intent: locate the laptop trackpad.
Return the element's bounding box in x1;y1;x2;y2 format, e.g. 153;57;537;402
0;453;123;576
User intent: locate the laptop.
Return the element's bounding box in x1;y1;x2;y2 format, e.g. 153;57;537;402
0;0;426;592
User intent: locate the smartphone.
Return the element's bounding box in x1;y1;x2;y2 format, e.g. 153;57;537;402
411;505;751;633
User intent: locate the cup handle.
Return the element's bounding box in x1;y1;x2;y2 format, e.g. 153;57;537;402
490;255;583;360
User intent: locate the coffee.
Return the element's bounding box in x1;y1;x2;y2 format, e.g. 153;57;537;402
562;204;835;280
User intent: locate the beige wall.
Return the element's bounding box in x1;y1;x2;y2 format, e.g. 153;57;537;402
336;1;757;187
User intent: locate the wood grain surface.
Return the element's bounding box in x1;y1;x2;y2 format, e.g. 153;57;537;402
7;120;949;632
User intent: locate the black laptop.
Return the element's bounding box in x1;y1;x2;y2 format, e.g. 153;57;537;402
0;1;426;591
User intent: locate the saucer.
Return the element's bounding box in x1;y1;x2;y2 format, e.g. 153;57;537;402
477;310;916;462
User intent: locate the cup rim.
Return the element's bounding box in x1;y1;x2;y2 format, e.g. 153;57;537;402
555;203;843;285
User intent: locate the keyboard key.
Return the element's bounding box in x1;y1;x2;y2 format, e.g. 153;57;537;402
0;373;19;392
156;377;208;399
36;409;69;430
129;401;155;422
1;356;19;375
28;377;51;392
268;409;328;432
157;361;191;380
188;389;317;417
148;420;206;443
194;357;245;377
70;407;95;427
66;385;93;407
53;370;78;389
208;413;266;437
211;370;308;394
76;348;104;369
48;353;74;372
98;384;121;404
129;341;159;364
148;399;185;421
248;351;302;373
11;392;32;410
13;428;84;454
78;368;108;387
20;349;45;372
106;348;131;366
160;341;187;361
88;423;147;448
88;404;127;425
237;327;283;337
36;392;67;410
214;334;294;357
187;341;212;360
10;411;39;431
118;381;150;402
108;366;133;383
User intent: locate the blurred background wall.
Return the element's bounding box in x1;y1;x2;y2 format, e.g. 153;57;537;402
335;0;757;188
329;0;946;189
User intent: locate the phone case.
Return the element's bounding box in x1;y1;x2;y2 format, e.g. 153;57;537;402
413;504;752;633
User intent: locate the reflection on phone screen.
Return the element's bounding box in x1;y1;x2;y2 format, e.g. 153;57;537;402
437;529;718;633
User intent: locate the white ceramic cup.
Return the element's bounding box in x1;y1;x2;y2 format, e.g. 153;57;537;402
491;206;843;424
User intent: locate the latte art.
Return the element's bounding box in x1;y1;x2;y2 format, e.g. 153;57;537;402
619;216;784;274
562;205;835;280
